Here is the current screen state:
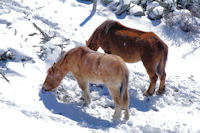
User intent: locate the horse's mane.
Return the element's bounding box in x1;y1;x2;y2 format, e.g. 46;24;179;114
47;51;68;74
52;46;87;70
100;20;123;34
99;20;145;35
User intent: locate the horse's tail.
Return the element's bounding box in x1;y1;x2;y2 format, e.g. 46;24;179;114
157;43;168;76
119;66;129;105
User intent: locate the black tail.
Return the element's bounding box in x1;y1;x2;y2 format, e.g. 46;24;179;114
157;44;168;76
119;67;129;103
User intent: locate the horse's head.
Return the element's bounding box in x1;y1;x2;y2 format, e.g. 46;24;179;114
42;63;63;91
86;40;99;51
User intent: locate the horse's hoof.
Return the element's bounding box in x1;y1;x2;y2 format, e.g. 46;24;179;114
112;112;122;120
156;90;165;95
124;114;129;120
112;115;121;123
144;91;153;96
112;117;121;123
83;101;91;107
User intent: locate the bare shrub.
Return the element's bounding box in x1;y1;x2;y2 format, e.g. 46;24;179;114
190;3;200;18
179;11;199;32
164;9;200;33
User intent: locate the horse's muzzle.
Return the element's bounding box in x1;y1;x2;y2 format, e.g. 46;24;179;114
41;86;48;92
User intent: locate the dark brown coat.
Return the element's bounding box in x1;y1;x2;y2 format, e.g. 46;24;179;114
87;20;168;95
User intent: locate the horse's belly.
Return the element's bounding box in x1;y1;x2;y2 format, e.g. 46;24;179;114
124;55;141;63
87;76;104;85
113;51;141;63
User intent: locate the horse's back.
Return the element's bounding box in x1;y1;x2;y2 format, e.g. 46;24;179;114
100;26;168;63
98;54;129;88
72;46;128;85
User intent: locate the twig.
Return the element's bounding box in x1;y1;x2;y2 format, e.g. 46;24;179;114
127;3;136;11
183;45;200;58
29;33;38;36
32;23;51;42
36;6;45;10
32;23;47;38
0;72;10;82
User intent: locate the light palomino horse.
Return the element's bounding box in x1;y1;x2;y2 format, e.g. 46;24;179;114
42;46;130;120
86;20;168;96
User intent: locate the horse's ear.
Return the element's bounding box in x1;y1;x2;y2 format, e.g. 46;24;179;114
86;40;88;46
52;63;56;71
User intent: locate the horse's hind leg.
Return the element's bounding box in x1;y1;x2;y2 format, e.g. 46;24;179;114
108;88;122;119
108;87;129;120
143;62;158;96
157;70;166;95
113;105;122;119
123;89;129;120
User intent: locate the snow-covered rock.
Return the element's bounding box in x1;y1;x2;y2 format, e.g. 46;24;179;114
148;6;164;20
129;5;144;16
107;0;120;11
115;0;131;15
101;0;115;5
146;1;164;19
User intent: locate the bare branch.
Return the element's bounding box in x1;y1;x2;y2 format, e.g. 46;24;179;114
0;71;10;82
183;45;200;58
32;23;52;42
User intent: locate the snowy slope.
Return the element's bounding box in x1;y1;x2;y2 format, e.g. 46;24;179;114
0;0;200;133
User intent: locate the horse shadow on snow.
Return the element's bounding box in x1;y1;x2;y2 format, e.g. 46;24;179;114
129;89;161;112
39;89;116;129
89;84;161;112
39;81;160;130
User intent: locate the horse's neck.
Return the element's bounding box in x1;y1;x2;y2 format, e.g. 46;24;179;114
56;58;69;75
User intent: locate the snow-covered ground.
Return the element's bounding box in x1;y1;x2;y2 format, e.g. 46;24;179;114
0;0;200;132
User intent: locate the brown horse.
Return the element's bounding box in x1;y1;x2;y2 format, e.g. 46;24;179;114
86;20;168;96
42;46;130;120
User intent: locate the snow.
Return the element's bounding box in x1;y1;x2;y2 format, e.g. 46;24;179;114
0;0;200;133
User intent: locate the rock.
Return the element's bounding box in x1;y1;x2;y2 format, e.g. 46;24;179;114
129;5;144;16
115;0;131;15
101;0;115;5
107;0;120;11
146;1;164;20
130;0;140;5
0;50;15;61
148;6;164;20
141;0;148;5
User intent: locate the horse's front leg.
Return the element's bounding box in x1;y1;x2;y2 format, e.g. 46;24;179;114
76;77;91;106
